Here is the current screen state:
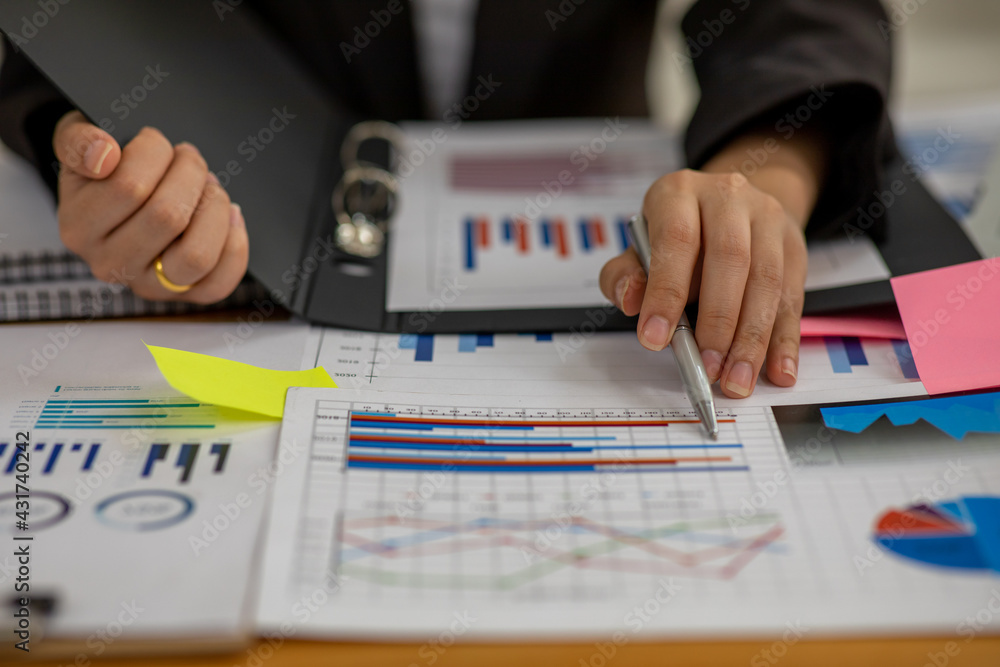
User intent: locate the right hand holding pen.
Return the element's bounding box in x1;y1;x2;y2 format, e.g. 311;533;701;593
52;111;248;303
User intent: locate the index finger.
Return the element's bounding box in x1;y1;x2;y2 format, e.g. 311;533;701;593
639;187;702;351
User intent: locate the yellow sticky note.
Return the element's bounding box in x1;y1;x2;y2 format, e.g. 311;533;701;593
145;343;336;419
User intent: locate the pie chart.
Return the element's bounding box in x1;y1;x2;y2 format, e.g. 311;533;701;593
873;496;1000;574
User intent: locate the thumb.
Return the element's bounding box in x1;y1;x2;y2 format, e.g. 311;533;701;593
52;110;122;179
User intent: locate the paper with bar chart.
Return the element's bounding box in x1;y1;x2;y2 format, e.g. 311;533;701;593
0;319;313;641
310;327;926;407
385;120;892;312
255;388;1000;638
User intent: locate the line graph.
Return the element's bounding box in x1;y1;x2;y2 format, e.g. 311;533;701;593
338;513;784;589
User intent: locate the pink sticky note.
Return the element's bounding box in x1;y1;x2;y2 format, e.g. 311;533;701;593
890;257;1000;394
800;315;906;340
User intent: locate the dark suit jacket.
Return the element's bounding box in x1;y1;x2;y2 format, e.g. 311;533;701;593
0;0;893;235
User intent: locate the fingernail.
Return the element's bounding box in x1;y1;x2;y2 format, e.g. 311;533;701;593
782;357;798;380
207;172;220;186
230;203;243;227
614;277;630;311
725;361;754;397
701;349;723;382
84;140;112;175
639;316;671;351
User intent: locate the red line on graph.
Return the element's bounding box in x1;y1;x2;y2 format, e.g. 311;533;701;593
554;219;569;258
352;415;734;427
340;514;784;580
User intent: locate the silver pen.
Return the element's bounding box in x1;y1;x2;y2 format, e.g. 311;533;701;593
627;214;719;439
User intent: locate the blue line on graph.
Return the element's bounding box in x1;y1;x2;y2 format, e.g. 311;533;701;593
503;219;513;243
46;399;151;404
541;220;551;247
579;220;591;251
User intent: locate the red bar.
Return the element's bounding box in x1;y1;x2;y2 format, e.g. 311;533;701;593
554;218;569;258
516;218;529;254
477;217;490;249
591;219;606;247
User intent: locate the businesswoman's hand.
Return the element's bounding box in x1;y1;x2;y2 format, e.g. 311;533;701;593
599;129;826;398
52;111;248;303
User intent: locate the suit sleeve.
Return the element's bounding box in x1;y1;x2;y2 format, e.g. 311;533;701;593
0;36;75;194
681;0;895;238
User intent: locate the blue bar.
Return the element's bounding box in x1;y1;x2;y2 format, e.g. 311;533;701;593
415;334;434;362
541;220;552;247
350;421;435;431
824;336;852;373
350;442;580;453
356;452;507;462
503;219;513;243
40;414;170;419
82;443;100;470
476;334;494;347
55;385;61;392
351;421;533;431
843;337;868;366
893;340;920;379
176;443;199;482
398;334;417;349
37;425;215;429
349;460;598;473
617;220;631;251
458;334;477;352
36;420;102;425
579;220;591;251
39;410;72;414
348;432;616;442
464;218;476;270
535;333;553;342
142;443;169;477
46;399;151;404
43;443;63;474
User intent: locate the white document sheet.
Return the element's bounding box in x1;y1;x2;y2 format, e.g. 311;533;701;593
385;120;896;313
0;319;311;642
255;387;1000;639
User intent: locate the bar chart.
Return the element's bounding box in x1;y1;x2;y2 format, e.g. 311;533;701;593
462;215;631;271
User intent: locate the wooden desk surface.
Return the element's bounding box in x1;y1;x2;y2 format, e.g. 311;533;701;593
15;636;1000;666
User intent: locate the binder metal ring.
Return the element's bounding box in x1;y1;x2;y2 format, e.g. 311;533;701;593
331;165;399;258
